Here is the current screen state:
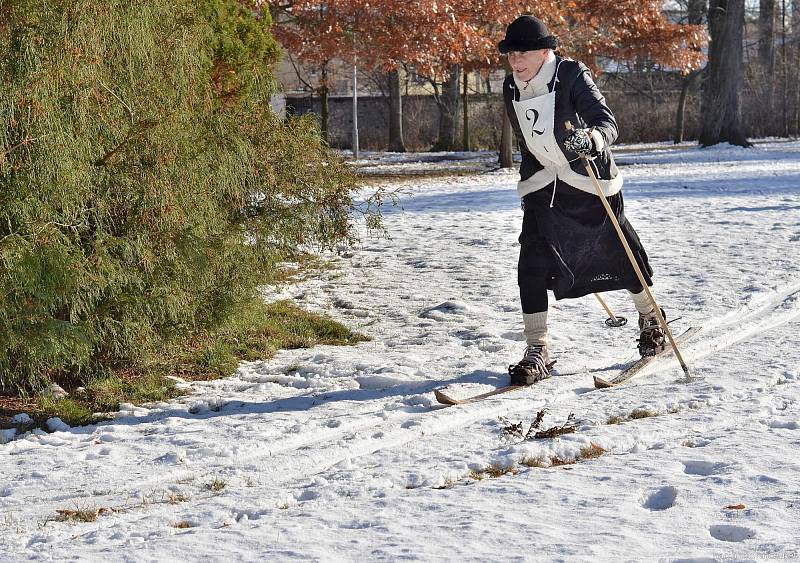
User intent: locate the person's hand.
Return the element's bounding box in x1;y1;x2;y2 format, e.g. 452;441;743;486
564;128;594;155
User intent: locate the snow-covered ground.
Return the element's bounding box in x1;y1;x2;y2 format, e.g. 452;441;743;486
2;141;800;561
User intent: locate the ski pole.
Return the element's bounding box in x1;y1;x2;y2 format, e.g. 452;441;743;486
565;121;691;378
593;293;627;327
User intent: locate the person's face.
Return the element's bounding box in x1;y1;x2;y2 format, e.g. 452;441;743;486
507;49;548;82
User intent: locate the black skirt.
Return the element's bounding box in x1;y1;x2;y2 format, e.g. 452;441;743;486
519;180;653;300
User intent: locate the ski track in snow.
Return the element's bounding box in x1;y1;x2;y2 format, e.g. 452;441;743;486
2;141;800;561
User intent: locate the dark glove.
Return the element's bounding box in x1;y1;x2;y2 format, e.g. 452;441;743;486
564;128;594;156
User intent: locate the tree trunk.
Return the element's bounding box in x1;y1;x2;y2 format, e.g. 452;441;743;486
319;65;329;144
674;68;703;143
462;68;470;151
700;0;752;147
320;86;329;144
352;63;359;159
499;59;513;167
674;0;706;143
793;0;800;34
432;65;460;151
795;40;800;136
792;0;800;135
688;0;708;23
781;0;788;135
759;0;776;126
499;109;513;168
759;0;776;70
388;69;406;152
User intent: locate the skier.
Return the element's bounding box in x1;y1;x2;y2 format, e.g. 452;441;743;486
499;15;667;385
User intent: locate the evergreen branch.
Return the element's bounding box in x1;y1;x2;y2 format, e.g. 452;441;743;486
94;119;159;167
2;135;49;158
0;219;84;244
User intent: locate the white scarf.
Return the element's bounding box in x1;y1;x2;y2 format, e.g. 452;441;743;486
513;51;557;100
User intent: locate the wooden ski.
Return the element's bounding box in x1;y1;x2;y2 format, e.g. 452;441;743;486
593;326;702;389
434;384;525;406
434;363;578;406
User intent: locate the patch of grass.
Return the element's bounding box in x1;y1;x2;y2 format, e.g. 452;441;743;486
83;372;181;412
522;444;605;470
8;298;366;429
36;398;98;427
215;298;367;359
167;493;189;504
172;521;193;529
519;456;547;468
606;408;660;426
54;507;112;523
168;298;368;380
469;463;518;480
205;478;226;493
193;342;239;379
548;456;576;467
57;510;97;523
579;442;606;460
36;372;182;427
629;408;659;420
272;254;338;285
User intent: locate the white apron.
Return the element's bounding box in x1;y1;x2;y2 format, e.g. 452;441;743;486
511;60;569;171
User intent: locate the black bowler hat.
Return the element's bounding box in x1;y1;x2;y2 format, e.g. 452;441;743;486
497;15;558;53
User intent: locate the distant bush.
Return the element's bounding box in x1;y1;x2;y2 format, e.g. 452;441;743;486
0;0;359;392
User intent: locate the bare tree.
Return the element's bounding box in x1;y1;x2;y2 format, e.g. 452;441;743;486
792;0;800;135
432;65;461;151
760;0;777;70
499;108;514;167
287;55;333;143
689;0;709;21
675;0;707;143
499;59;514;167
388;69;406;152
700;0;752;146
319;64;330;143
793;0;800;30
759;0;777;123
462;68;470;151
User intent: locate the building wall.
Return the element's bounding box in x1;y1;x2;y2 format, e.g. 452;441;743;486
286;71;705;151
286;94;506;151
